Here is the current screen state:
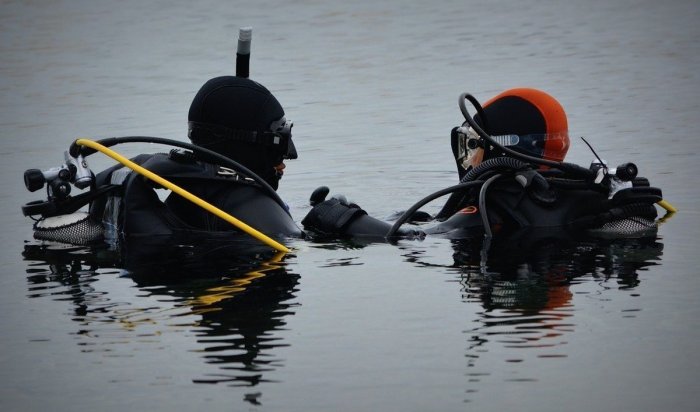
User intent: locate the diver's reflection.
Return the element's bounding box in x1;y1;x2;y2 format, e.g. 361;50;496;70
449;229;663;385
23;237;299;392
127;243;299;387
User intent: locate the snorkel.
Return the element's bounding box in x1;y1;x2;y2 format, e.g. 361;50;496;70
236;27;252;78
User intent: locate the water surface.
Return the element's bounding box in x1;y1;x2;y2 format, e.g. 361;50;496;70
1;0;699;411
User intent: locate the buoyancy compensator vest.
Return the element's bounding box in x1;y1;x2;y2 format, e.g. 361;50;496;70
89;151;302;242
426;158;661;239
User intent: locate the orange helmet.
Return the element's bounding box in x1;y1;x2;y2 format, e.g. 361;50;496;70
475;88;570;162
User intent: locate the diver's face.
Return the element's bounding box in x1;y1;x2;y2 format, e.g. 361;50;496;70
264;162;285;191
465;147;484;170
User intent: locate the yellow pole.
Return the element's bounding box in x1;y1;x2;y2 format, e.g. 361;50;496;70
75;138;289;253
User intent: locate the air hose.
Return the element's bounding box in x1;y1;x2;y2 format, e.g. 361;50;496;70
69;135;290;215
74;138;289;253
463;156;529;182
387;173;507;239
390;156;533;237
479;174;503;238
434;156;530;220
386;180;485;238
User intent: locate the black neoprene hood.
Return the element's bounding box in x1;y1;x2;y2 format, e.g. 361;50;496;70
188;76;284;131
187;76;289;190
475;96;545;136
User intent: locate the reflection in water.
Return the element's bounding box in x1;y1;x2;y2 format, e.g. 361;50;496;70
400;228;664;395
22;239;299;400
448;230;664;393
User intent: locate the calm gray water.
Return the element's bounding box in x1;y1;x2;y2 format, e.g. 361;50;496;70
2;0;700;411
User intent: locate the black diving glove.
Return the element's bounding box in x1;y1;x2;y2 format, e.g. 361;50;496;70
303;186;425;239
302;187;368;235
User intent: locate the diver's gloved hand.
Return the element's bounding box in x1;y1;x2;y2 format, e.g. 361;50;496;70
303;186;368;235
309;185;330;206
304;186;427;239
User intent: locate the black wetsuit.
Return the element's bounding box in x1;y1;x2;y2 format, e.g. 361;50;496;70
89;152;302;241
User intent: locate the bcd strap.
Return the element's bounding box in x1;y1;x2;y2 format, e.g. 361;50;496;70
301;198;368;234
22;185;120;218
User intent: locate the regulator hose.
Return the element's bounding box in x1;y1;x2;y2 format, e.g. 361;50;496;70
434;156;530;221
69;136;290;216
463;156;529;183
386;180;484;238
463;93;490;133
479;174;503;238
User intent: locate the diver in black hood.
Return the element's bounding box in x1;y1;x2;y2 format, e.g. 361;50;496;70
164;75;301;233
78;75;303;244
22;30;303;251
187;75;296;192
302;88;671;240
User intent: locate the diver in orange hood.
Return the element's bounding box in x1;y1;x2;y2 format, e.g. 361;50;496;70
302;88;667;240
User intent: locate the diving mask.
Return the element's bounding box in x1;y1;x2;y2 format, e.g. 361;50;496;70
188;115;297;161
455;126;485;171
269;116;297;160
456;126;570;169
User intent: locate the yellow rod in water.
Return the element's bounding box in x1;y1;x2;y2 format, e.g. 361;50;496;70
657;199;678;213
75;138;289;253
